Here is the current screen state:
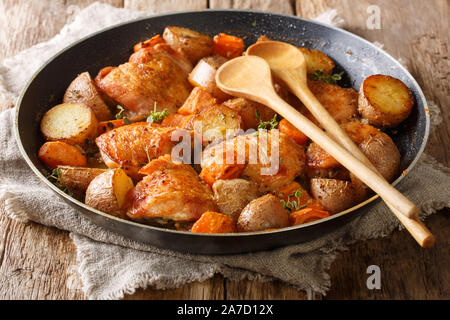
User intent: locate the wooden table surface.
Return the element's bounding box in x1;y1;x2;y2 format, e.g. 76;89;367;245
0;0;448;300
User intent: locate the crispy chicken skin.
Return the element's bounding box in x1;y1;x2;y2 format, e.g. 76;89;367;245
201;131;306;192
95;43;193;121
303;80;359;125
126;155;217;223
95;123;182;179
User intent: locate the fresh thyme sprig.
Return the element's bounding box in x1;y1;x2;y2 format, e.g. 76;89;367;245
115;105;131;124
256;110;279;131
312;70;344;85
280;188;307;212
147;103;169;124
48;167;62;183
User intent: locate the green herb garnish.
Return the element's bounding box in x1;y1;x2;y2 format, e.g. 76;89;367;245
252;21;257;27
256;111;279;131
147;103;169;123
281;188;304;213
48;168;62;183
115;105;126;119
312;70;344;85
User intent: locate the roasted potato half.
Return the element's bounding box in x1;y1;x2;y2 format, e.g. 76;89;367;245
298;47;335;75
358;75;414;128
63;72;112;121
310;178;367;214
212;179;260;221
237;194;289;232
40;103;98;147
57;166;107;197
85;169;134;219
163;26;214;63
187;104;243;146
342;122;401;182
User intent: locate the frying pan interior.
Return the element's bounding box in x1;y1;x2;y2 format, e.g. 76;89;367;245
15;10;429;254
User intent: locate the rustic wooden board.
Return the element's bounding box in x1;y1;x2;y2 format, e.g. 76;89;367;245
0;0;448;300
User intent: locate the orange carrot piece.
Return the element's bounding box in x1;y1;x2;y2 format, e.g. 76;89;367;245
38;141;87;169
133;34;164;52
279;119;309;145
213;33;245;59
289;208;330;226
276;182;324;211
200;163;245;187
191;211;236;234
98;119;126;135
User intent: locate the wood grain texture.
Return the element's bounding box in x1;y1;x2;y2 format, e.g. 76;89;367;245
124;0;207;13
0;0;448;300
209;0;294;14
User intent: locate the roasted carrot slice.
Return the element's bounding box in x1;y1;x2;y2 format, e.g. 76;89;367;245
279;119;309;145
199;163;245;187
98;119;127;135
213;33;245;59
191;211;236;233
289;208;330;226
38;141;87;169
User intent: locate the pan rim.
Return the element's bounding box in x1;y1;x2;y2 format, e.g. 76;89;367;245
13;9;430;238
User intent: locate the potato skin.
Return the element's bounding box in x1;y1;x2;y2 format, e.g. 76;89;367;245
342;122;401;182
163;26;213;63
358;75;414;128
63;72;112;121
40;103;98;147
359;132;401;182
212;179;260;221
237;194;289;232
58;166;107;197
309;178;367;214
85;169;133;219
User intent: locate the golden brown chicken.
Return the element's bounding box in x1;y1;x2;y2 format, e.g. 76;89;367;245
301;80;359;126
95;43;193;121
126;155;217;224
200;131;306;192
95;122;185;179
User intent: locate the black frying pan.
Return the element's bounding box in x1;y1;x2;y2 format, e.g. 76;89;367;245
14;10;429;254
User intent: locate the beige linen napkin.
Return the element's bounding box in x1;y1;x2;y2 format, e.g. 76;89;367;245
0;2;449;300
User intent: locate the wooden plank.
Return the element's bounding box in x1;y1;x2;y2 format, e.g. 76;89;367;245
124;0;207;13
326;214;450;299
296;0;450;300
0;216;85;299
209;0;295;15
0;0;120;300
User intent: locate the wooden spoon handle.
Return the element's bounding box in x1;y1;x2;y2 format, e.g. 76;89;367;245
266;93;419;218
292;85;434;247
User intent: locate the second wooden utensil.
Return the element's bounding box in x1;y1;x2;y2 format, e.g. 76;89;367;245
215;55;434;248
245;40;434;246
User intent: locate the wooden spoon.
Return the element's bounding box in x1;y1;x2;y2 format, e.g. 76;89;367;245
215;55;434;248
246;41;434;247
